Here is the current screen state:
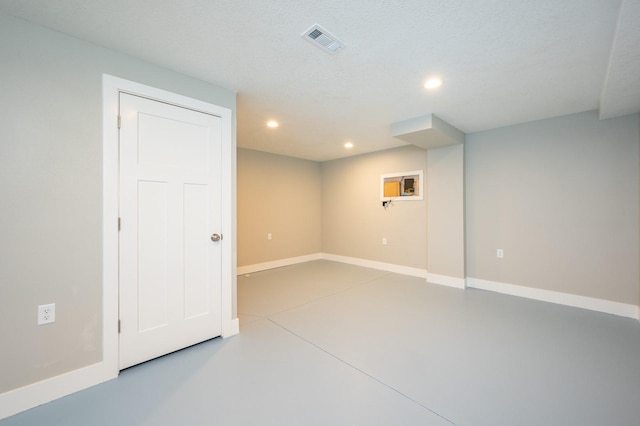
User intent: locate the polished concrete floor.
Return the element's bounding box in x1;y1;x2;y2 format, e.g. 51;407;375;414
3;260;640;425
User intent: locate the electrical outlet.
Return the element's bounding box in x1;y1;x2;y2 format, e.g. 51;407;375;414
267;233;272;240
382;238;388;245
38;303;56;325
496;249;504;259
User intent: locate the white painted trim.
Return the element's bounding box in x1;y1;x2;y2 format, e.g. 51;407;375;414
321;253;428;279
217;81;238;342
237;253;323;275
0;363;104;420
237;253;429;280
101;74;121;387
223;318;240;338
238;254;639;320
466;277;640;319
426;273;466;289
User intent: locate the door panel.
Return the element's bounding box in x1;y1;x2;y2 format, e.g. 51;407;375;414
119;93;222;370
137;180;169;332
183;183;211;319
138;112;209;171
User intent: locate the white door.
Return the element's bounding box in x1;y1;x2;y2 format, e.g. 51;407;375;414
118;92;223;369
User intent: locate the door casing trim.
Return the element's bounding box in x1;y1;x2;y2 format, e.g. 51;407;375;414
102;74;237;380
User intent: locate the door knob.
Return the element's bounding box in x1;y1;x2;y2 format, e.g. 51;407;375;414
210;233;222;242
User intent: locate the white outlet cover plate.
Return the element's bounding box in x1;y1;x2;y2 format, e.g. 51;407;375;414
38;303;56;325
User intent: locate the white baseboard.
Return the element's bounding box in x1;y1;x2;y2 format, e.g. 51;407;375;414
223;317;240;338
237;253;323;276
0;362;107;420
238;252;428;281
239;256;640;320
466;277;640;320
426;273;466;289
1;314;240;421
320;253;429;279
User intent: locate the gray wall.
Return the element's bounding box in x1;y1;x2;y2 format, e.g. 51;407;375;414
466;111;639;304
0;12;235;393
427;144;465;280
321;146;428;269
237;149;321;266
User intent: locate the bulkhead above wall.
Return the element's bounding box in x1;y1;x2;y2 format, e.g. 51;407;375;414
391;114;465;150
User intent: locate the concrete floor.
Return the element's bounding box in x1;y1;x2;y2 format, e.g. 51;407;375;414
3;260;640;425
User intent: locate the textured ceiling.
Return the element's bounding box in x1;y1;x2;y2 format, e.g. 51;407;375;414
1;0;638;161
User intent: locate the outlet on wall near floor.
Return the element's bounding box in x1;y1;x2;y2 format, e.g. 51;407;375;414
382;238;388;245
38;303;56;325
267;233;272;240
496;249;504;259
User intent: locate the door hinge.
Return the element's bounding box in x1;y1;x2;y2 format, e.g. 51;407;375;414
117;115;121;129
118;217;121;231
118;320;121;333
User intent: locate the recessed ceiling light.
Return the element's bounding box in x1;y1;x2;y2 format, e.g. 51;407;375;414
424;77;444;90
344;142;354;149
267;120;279;128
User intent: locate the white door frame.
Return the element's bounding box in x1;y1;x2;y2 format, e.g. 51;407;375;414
102;74;238;379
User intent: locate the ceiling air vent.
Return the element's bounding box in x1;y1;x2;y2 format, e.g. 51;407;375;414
302;24;345;54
